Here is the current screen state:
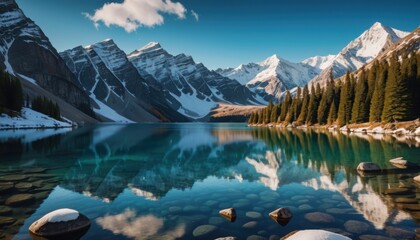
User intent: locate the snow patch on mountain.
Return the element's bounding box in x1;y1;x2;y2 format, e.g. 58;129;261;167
0;108;72;130
90;94;134;123
301;55;336;70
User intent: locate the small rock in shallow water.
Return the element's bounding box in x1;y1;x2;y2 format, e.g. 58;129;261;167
242;221;258;228
29;208;90;239
344;220;370;234
304;212;335;223
0;175;28;182
269;208;293;226
414;175;420;184
246;211;262;219
394;197;417;203
219;208;236;222
192;225;217;237
385;226;414;238
15;182;33;191
215;237;237;240
5;194;35;206
0;182;14;193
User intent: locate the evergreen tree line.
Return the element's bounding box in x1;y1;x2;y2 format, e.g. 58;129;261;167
31;96;61;120
249;52;420;126
0;70;23;113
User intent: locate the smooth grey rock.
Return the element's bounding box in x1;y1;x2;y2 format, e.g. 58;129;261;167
0;182;14;193
192;225;217;237
5;194;35;206
246;211;262;219
304;212;335;223
242;221;258;228
344;220;370;234
0;175;28;182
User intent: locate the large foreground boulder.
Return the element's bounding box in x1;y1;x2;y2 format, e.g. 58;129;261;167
281;230;351;240
29;208;90;240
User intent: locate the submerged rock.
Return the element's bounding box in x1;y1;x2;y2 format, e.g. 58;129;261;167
219;208;237;222
389;157;410;168
0;182;14;193
5;194;35;206
269;208;293;226
29;208;90;239
304;212;335;223
192;224;217;237
281;230;351;240
357;162;380;172
383;188;411;195
246;211;262;219
242;221;258;229
344;220;370;234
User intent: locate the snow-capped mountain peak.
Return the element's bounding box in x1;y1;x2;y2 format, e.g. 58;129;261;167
308;22;410;87
217;54;319;102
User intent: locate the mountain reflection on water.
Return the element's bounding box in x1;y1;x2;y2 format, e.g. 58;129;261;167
0;123;419;239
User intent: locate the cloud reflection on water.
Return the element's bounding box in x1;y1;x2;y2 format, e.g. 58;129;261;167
96;208;185;239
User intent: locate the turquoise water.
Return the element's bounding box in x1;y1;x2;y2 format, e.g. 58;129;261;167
0;123;420;239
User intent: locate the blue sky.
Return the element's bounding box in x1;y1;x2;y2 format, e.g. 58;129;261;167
16;0;420;70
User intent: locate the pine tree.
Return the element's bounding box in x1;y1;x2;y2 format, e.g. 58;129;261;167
270;104;279;123
351;69;369;123
367;61;378;103
306;84;318;125
337;71;354;126
369;61;387;122
327;100;337;125
297;85;309;124
382;54;413;121
279;91;292;122
317;75;335;124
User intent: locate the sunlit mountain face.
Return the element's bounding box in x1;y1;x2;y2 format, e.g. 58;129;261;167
0;124;419;239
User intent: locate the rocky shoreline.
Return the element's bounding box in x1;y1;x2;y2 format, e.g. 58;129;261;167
249;119;420;142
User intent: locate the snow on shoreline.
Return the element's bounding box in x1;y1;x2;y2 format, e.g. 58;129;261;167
0;108;72;130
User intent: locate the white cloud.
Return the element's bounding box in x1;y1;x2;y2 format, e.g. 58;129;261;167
84;0;187;33
191;10;199;22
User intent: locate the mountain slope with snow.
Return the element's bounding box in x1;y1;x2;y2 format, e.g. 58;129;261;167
60;40;188;122
216;54;319;102
128;42;262;120
309;22;410;87
0;0;95;123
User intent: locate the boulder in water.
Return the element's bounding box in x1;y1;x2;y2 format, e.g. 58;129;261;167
29;208;90;239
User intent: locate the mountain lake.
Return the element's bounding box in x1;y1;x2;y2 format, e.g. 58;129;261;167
0;123;419;239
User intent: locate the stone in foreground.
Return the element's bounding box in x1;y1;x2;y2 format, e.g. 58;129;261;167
219;208;237;222
281;230;351;240
357;162;381;172
389;157;412;168
269;208;292;226
29;208;90;239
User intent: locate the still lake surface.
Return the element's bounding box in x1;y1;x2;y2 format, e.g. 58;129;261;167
0;123;420;239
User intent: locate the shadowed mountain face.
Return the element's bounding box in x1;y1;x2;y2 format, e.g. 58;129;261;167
60;40;188;122
0;0;95;122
